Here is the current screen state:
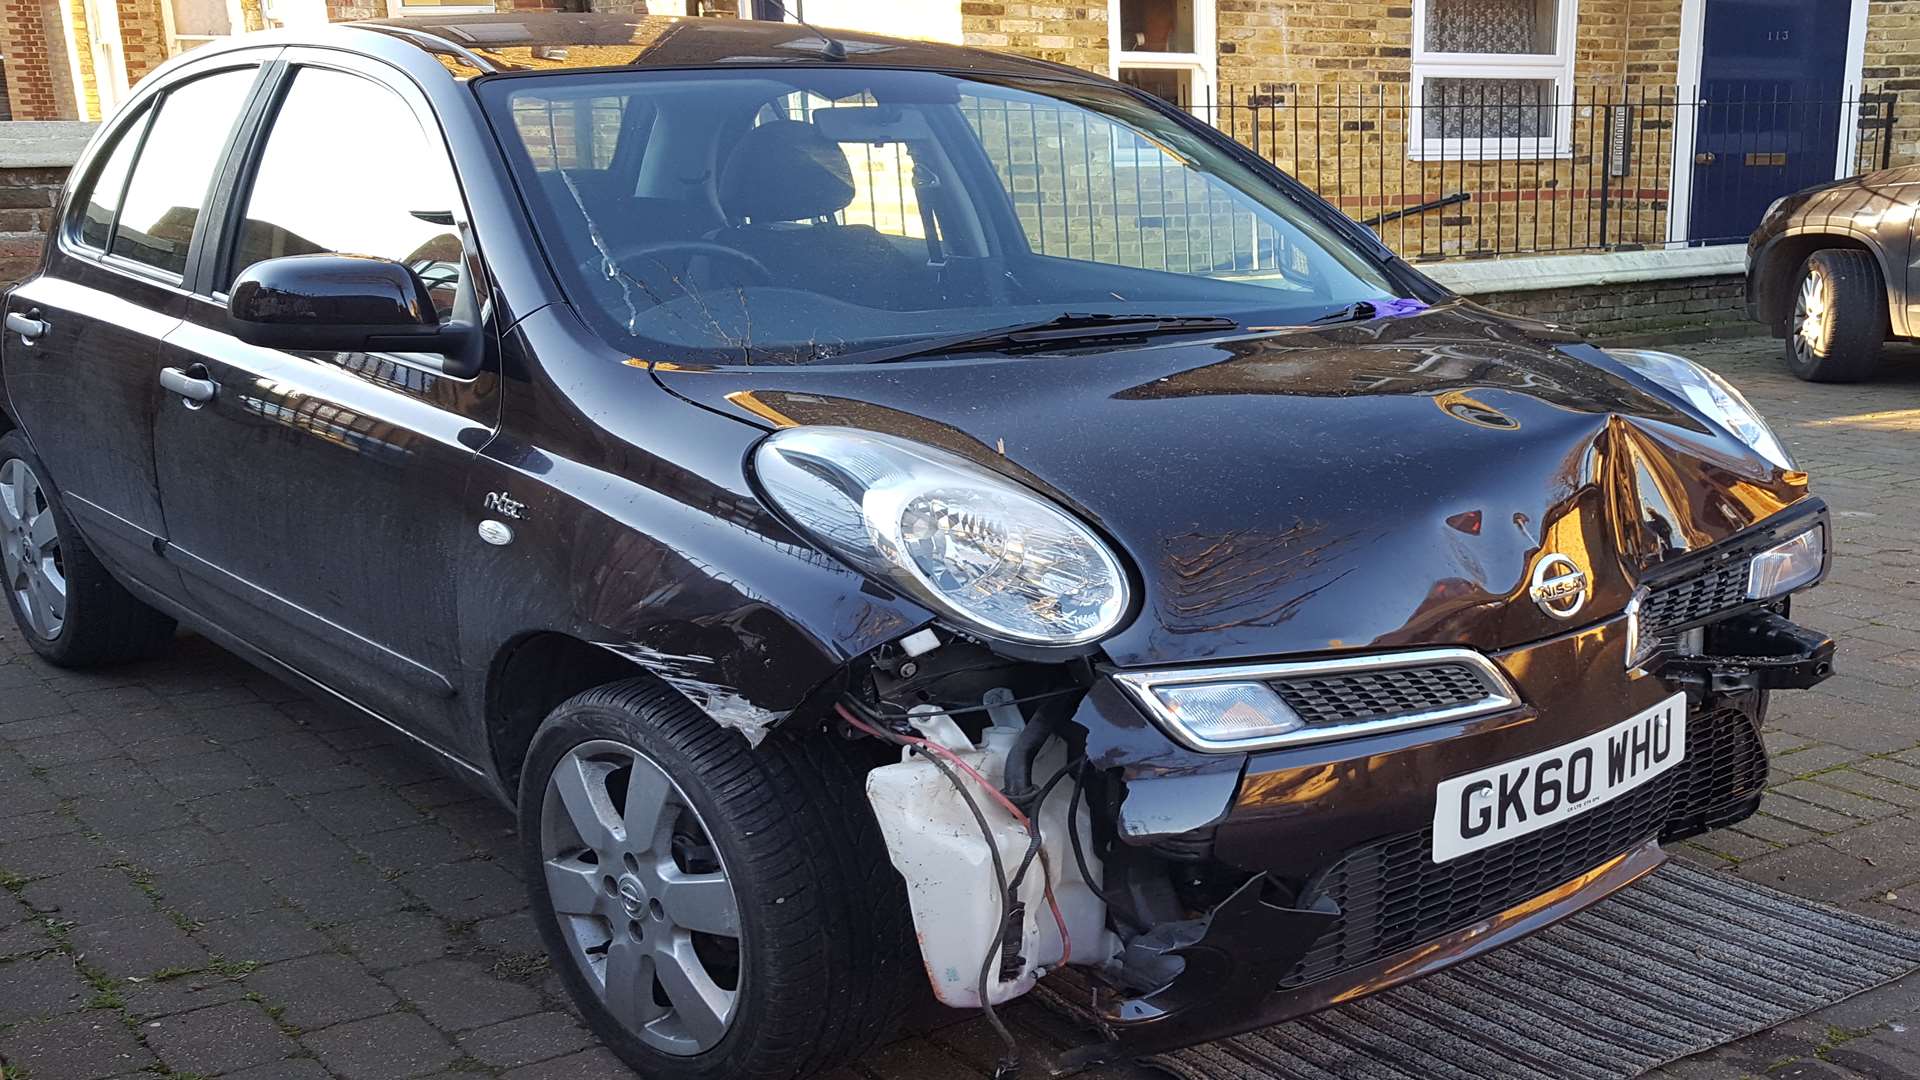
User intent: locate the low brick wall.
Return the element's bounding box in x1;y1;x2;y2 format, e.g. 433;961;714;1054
1424;248;1761;347
0;121;94;288
1471;275;1753;346
1;164;64;286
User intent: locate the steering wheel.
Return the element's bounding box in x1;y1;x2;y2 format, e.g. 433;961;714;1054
599;240;773;291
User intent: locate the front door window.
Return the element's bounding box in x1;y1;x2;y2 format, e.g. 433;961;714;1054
227;66;464;317
110;67;256;277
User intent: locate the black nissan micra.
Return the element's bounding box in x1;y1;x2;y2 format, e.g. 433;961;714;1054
0;13;1838;1079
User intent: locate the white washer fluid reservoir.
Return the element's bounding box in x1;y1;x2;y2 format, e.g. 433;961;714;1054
865;705;1120;1008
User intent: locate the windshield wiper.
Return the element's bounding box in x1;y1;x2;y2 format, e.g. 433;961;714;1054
835;312;1241;365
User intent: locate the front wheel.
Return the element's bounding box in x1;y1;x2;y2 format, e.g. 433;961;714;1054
518;680;916;1080
1784;249;1885;382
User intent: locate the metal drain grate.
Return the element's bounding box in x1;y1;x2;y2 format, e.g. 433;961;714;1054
1133;862;1920;1080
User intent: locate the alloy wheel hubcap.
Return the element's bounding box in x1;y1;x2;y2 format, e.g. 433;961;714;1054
541;740;742;1056
0;458;65;641
1794;270;1828;362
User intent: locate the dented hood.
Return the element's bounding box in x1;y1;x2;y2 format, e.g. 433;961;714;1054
650;302;1813;667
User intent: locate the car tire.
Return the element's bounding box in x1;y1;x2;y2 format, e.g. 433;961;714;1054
1784;249;1885;382
0;431;176;667
518;678;916;1080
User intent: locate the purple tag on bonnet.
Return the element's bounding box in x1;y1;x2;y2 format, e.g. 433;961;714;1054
1373;297;1432;319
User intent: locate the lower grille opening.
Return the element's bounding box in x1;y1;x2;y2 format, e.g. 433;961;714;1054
1281;701;1767;989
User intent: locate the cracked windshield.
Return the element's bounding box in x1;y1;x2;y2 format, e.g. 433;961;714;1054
484;68;1409;365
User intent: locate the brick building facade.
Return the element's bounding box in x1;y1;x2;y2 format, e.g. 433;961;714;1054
940;0;1912;259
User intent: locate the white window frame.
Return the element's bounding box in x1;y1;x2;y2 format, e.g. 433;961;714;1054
158;0;251;56
81;0;131;116
384;0;497;18
1409;0;1578;161
1107;0;1217;115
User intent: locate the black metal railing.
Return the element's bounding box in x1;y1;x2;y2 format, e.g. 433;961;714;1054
1192;83;1897;261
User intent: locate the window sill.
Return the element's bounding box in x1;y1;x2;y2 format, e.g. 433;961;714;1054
1406;144;1573;163
387;3;497;15
0;121;99;168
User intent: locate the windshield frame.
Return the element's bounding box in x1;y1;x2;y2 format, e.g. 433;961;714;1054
473;62;1441;367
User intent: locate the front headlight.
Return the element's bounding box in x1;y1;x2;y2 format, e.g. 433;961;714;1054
1607;349;1796;471
1748;524;1826;599
753;426;1131;646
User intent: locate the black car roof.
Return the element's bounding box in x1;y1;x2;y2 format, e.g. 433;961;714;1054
349;12;1091;81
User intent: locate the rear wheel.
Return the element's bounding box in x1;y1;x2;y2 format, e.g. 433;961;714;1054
1785;249;1885;382
519;679;915;1080
0;432;175;667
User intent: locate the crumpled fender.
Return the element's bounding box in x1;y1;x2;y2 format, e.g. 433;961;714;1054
1076;678;1248;839
464;305;936;746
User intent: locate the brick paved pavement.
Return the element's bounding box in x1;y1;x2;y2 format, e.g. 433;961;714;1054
0;334;1916;1080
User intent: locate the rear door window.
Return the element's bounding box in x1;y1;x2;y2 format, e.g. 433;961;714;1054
228;66;465;319
110;67;258;276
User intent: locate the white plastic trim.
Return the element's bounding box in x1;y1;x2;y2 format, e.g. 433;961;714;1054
1422;245;1748;296
0;122;100;169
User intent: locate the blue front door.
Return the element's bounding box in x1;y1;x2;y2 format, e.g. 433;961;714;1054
1688;0;1853;243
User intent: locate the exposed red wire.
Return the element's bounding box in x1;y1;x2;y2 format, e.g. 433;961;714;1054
837;704;1072;966
1037;850;1071;966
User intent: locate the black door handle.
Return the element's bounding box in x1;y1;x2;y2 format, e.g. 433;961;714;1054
6;310;47;344
159;365;218;407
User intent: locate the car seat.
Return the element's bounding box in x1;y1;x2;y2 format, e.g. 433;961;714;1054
702;119;928;310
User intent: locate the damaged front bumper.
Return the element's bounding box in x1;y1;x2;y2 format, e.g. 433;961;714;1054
1663;609;1836;694
1062;581;1833;1061
1058;838;1668;1065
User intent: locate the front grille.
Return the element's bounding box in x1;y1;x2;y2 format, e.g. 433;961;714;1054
1643;561;1751;635
1269;663;1497;727
1280;702;1766;989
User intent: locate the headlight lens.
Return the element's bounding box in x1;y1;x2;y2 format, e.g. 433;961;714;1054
1607;349;1796;471
1748;524;1826;599
753;426;1130;646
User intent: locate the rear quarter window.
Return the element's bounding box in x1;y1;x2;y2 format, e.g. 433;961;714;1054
73;108;151;251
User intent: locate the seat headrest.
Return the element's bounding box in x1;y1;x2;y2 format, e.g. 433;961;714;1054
719;120;855;224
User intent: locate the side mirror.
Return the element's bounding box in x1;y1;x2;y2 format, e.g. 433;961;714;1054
227;254;482;377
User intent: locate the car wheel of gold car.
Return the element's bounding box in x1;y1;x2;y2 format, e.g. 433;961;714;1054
1786;249;1884;383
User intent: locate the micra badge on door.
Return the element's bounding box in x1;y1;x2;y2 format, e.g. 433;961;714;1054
483;491;526;519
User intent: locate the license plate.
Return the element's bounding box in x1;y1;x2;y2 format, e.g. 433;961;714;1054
1432;692;1687;863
